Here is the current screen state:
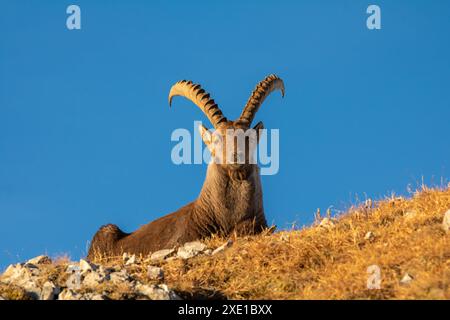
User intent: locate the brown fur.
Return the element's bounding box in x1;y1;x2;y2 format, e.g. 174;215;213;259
87;75;284;259
87;125;267;260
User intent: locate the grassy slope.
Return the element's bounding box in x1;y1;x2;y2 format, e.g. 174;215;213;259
1;187;449;300
161;186;449;299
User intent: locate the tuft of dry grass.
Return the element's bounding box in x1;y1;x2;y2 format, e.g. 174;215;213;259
2;186;449;300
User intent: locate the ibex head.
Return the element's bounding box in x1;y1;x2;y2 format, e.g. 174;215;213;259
169;74;285;174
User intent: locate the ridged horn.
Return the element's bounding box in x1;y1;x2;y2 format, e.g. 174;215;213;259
239;74;285;125
168;80;228;128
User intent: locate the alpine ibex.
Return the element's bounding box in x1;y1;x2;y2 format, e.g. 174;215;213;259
87;74;285;259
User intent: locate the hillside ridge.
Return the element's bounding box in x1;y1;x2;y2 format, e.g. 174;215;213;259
1;186;449;300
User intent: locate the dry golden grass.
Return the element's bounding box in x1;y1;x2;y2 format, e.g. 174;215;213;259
1;186;449;300
159;186;449;299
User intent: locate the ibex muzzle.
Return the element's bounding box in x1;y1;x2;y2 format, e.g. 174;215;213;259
87;74;285;259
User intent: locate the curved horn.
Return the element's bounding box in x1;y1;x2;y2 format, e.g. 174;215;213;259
239;74;285;125
168;80;227;128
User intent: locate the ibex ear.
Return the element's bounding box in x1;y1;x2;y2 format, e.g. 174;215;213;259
253;121;264;142
198;124;212;146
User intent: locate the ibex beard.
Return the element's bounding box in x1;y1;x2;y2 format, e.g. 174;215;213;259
87;74;285;260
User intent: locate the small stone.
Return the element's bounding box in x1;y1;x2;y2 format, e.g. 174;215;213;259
319;218;335;229
135;283;180;300
58;289;82;300
404;210;417;220
177;241;207;259
400;273;414;285
150;249;175;262
1;263;23;280
212;239;233;255
79;259;97;273
147;266;164;280
364;231;375;241
442;210;450;232
204;249;212;255
184;241;207;252
40;281;60;300
26;255;52;265
109;269;130;284
82;271;104;287
125;254;136;266
83;293;107;300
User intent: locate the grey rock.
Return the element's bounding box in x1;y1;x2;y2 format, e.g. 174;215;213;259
212;240;233;255
82;271;105;287
135;283;180;300
1;263;41;299
83;293;107;300
147;266;164;280
109;269;130;284
149;248;175;262
27;255;52;265
58;289;82;300
125;254;137;266
177;241;207;259
40;281;60;300
79;259;97;273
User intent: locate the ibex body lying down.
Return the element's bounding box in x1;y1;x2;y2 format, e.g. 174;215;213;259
87;74;284;259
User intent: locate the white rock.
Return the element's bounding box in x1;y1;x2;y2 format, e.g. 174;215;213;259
364;231;375;241
443;210;450;232
26;255;52;265
1;263;41;298
184;241;207;252
40;281;60;300
212;240;233;255
58;289;82;300
400;273;414;284
97;265;113;278
319;218;335;229
147;266;164;280
149;249;175;262
125;254;136;266
135;283;180;300
1;263;23;280
79;259;97;273
109;269;130;283
83;293;106;300
82;271;104;287
0;296;5;300
177;241;207;259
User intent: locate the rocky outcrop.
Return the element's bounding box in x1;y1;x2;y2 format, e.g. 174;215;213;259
0;240;233;300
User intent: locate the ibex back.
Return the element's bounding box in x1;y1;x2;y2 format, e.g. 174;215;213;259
87;74;285;259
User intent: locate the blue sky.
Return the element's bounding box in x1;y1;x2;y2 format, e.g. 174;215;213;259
1;0;449;269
